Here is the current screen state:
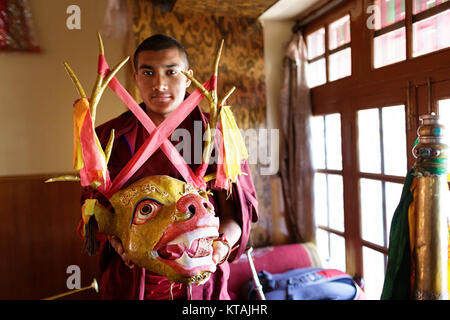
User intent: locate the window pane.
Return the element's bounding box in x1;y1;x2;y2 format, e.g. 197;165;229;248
374;0;406;30
360;178;384;246
307;28;325;60
413;0;449;14
438;99;450;149
328;15;351;50
329;233;346;271
374;27;406;68
325;114;342;170
413;9;450;57
358;109;382;174
314;173;328;226
311;116;326;169
316;228;330;266
307;58;326;88
363;246;385;300
382;105;407;176
385;182;404;246
329;47;352;82
327;174;344;232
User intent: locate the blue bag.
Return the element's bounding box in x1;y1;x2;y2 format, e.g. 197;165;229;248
247;267;361;300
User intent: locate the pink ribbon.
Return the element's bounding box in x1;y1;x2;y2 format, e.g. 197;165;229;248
97;55;217;197
78;104;111;188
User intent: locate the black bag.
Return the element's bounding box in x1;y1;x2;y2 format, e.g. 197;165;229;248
246;267;361;300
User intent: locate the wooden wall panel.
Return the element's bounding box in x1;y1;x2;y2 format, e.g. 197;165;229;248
0;175;99;299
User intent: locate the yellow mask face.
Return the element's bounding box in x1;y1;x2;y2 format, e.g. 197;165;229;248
94;175;220;284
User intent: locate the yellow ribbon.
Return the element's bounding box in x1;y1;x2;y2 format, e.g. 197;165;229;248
219;106;248;184
73;98;90;170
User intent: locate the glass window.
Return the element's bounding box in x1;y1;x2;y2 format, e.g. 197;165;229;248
358;105;407;248
329;47;352;82
372;0;406;68
374;27;406;68
311;114;342;170
329;233;346;271
413;0;449;14
438;99;450;161
312;113;345;271
328;15;352;82
314;173;328;226
385;182;404;245
307;28;325;60
358;108;382;174
328;15;351;50
413;8;450;57
307;16;352;85
358;106;407;175
311;116;326;169
316;229;346;271
360;178;384;246
325;114;343;170
381;105;407;176
314;173;345;232
307;58;327;88
374;0;406;30
363;246;386;299
328;174;345;232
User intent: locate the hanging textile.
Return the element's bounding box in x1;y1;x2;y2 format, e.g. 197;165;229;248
279;32;315;243
0;0;39;52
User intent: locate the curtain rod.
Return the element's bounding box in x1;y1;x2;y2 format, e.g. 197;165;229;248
292;0;347;33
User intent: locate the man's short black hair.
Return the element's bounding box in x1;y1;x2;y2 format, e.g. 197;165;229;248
133;34;189;71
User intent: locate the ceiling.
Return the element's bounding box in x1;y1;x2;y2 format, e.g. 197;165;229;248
151;0;323;20
259;0;324;20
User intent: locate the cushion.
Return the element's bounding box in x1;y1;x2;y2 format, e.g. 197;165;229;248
228;242;322;299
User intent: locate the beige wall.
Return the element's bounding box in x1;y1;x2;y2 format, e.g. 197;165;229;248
259;19;295;170
258;19;297;244
0;0;127;176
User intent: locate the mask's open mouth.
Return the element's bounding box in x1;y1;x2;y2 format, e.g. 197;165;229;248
157;236;217;260
151;227;219;277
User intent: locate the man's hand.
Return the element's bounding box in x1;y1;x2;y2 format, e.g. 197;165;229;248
213;190;242;265
212;239;231;265
108;235;135;269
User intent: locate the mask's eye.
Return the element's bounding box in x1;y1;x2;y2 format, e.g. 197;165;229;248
132;198;163;226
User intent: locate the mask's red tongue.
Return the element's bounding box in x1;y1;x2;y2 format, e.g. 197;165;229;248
157;244;186;260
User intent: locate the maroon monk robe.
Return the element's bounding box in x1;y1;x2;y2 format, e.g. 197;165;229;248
81;102;259;300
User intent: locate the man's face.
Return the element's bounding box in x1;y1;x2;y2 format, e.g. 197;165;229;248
134;48;193;123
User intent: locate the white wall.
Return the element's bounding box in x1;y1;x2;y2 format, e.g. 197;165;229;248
259;19;296;175
0;0;128;176
261;19;296;129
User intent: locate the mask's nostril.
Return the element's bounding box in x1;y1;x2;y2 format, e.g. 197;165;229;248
188;205;196;215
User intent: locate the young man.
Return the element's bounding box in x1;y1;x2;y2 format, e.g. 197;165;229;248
83;34;258;300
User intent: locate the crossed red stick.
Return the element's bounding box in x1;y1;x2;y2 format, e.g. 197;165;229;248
97;54;214;198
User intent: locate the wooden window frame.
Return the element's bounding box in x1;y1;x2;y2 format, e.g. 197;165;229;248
302;0;450;287
307;13;352;84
